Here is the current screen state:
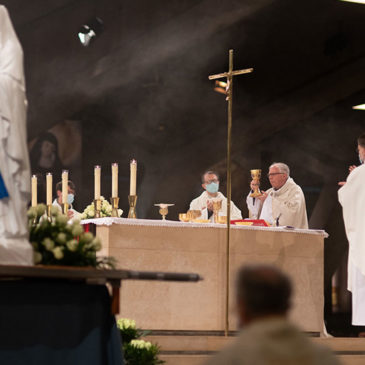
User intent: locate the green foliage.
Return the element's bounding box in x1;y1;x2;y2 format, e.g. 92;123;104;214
117;318;164;365
123;341;164;365
28;204;115;268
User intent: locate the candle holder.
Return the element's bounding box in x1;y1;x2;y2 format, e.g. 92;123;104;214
212;200;222;223
94;199;102;218
110;197;120;217
154;203;174;220
46;204;53;222
61;203;69;216
128;195;137;219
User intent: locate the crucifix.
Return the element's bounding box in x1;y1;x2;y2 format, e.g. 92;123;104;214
208;49;253;336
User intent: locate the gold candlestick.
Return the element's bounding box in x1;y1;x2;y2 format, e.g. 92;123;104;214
94;199;102;218
46;204;52;222
128;195;137;219
61;203;69;216
110;197;120;217
212;200;222;223
250;169;262;198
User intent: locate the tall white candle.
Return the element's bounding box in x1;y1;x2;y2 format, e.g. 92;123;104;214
31;175;37;207
130;159;137;196
46;173;52;205
111;163;118;197
94;165;101;200
62;170;68;204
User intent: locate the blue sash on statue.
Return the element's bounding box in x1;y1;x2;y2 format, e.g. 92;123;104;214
0;172;9;199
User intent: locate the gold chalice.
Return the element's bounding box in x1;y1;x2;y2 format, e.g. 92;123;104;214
154;203;174;220
250;169;262;198
212;199;222;223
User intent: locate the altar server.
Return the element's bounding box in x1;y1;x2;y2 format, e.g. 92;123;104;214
338;133;365;325
189;170;242;221
0;6;33;264
259;163;308;228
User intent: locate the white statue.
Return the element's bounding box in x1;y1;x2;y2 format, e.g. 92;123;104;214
0;5;33;265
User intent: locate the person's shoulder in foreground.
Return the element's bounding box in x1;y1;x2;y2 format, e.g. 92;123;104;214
206;264;341;365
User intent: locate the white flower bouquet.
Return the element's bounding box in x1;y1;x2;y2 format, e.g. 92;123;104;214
81;196;123;219
28;204;115;268
117;318;164;365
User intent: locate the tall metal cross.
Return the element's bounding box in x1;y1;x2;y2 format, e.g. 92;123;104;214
208;49;253;336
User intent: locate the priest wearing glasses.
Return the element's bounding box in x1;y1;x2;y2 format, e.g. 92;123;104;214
189;170;242;221
259;163;308;228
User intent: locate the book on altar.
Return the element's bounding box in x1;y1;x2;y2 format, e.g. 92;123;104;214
231;219;269;227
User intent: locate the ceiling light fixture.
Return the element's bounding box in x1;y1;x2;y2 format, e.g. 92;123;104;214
78;17;104;47
339;0;365;4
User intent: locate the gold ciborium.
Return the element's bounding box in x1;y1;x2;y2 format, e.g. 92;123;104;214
154;203;174;220
179;213;189;222
187;210;202;221
250;169;262;198
212;200;222;223
216;216;227;224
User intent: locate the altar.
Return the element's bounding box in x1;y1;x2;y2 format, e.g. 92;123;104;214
83;218;327;335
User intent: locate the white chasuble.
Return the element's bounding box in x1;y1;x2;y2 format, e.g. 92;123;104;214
338;163;365;325
189;191;242;221
246;192;263;219
260;177;308;229
0;6;33;265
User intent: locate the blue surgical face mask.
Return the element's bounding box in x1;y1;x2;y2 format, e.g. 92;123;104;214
67;193;75;205
206;182;219;194
359;153;364;165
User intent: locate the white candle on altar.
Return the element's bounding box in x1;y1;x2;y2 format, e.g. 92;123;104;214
31;175;37;207
46;173;52;205
111;163;118;197
62;170;68;204
130;159;137;196
94;165;101;200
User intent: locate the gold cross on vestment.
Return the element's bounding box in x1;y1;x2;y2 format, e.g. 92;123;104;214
208;49;253;337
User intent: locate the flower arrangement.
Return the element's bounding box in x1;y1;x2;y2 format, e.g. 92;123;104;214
117;318;164;365
81;196;123;219
28;204;115;268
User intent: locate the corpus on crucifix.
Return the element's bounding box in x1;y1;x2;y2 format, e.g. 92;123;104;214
208;49;253;335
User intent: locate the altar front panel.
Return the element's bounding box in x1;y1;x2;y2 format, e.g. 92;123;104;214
95;220;325;333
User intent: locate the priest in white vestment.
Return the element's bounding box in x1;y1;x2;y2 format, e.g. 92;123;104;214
246;180;262;219
259;162;308;228
0;6;33;265
189;170;242;221
338;133;365;325
52;180;81;221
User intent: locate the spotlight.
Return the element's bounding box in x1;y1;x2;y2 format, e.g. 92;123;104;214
214;80;228;95
352;104;365;110
78;17;104;47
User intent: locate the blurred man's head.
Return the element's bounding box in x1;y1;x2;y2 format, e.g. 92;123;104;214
236;264;292;327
